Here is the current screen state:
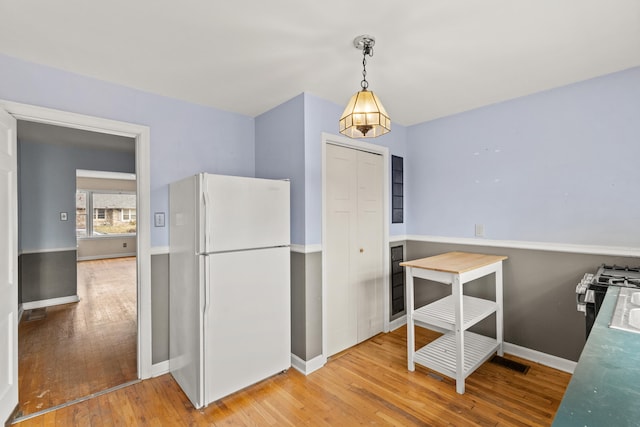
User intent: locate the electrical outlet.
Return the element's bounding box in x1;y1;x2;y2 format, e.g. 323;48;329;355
123;242;127;248
475;224;485;237
60;212;68;221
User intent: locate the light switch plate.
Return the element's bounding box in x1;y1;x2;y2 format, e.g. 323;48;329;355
60;212;68;221
154;212;165;227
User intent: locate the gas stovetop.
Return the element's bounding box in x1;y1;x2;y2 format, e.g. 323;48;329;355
592;265;640;288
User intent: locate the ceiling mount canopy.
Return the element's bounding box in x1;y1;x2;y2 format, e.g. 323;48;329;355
339;35;391;139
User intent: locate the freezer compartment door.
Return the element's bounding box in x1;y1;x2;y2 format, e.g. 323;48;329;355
203;246;291;405
202;174;290;253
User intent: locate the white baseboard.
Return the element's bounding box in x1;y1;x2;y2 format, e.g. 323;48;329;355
22;295;80;310
291;353;325;376
503;342;576;374
389;315;407;331
150;360;170;377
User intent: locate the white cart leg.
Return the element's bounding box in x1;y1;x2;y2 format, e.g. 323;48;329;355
453;275;465;394
496;263;504;356
406;267;415;371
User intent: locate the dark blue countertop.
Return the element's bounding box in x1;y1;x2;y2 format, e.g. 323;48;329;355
553;287;640;426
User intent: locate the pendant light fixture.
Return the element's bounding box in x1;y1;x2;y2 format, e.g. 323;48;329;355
339;35;391;139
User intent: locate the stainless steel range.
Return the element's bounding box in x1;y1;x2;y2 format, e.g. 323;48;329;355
576;265;640;338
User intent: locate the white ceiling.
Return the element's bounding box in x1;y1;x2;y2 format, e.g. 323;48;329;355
1;1;639;126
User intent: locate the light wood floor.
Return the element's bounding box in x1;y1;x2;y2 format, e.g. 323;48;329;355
14;325;570;426
17;257;137;417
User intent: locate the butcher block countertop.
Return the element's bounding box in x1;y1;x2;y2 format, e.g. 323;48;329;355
400;251;508;273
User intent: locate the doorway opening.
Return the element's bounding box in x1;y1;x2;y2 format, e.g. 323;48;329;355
0;100;152;423
16;122;138;417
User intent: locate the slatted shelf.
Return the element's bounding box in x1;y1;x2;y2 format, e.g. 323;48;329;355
414;331;499;380
413;295;497;331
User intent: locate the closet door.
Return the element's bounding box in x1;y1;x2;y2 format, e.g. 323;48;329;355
355;150;384;342
0;109;18;422
326;144;358;357
326;144;383;357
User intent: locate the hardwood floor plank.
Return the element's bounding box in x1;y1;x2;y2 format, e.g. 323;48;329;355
85;394;105;427
40;410;55;427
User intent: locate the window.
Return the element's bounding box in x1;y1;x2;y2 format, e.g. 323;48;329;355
76;191;87;237
94;208;106;220
121;208;136;222
76;190;136;237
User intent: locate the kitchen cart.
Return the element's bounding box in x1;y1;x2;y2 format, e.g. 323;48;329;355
401;251;508;394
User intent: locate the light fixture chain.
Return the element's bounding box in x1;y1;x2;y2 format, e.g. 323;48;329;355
361;51;368;90
360;39;374;90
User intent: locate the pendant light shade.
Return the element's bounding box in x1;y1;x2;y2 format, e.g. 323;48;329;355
339;89;390;138
339;35;391;139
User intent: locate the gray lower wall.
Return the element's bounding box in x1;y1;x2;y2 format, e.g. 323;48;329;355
155;241;638;365
290;251;323;361
19;250;78;303
291;252;306;358
151;253;169;364
405;241;640;362
304;252;322;360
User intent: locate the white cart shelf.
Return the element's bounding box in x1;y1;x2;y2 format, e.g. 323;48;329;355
401;251;508;394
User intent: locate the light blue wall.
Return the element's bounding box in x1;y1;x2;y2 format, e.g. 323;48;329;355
255;94;306;245
19;140;135;252
303;93;408;245
9;52;634;249
0;53;255;248
406;67;640;247
254;92;408;246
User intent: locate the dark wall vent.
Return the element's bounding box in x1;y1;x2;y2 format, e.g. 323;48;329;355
391;155;403;224
391;245;405;316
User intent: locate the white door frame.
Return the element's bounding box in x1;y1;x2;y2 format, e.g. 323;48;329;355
321;132;390;365
0;100;153;380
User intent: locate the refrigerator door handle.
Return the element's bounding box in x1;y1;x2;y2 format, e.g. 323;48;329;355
202;191;211;253
203;255;211;314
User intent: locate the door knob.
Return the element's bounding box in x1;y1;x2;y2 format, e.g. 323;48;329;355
360;248;364;253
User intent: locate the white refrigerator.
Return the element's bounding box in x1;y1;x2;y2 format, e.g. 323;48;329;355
169;173;290;409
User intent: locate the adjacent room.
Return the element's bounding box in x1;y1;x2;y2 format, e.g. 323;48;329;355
15;122;138;417
1;1;639;426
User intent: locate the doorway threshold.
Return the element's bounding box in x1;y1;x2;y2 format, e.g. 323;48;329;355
10;379;141;424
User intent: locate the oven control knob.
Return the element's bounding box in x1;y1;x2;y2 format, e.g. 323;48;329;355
575;282;588;295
